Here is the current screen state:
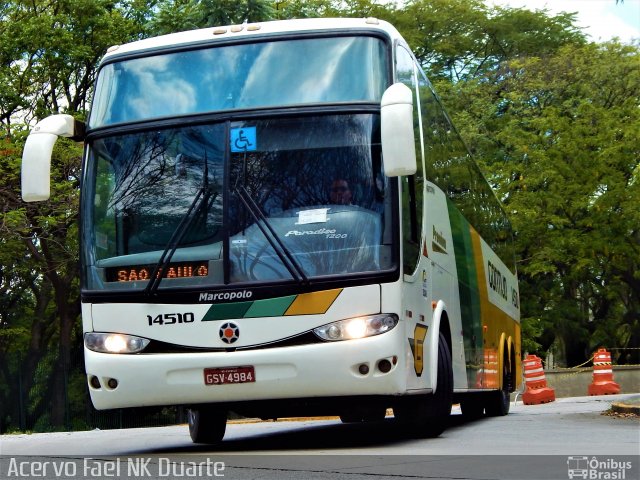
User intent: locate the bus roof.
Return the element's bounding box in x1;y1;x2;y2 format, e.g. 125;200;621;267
102;18;403;62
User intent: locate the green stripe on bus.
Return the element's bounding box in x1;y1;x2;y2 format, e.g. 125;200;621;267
202;301;253;321
448;199;483;383
244;295;297;318
201;289;343;321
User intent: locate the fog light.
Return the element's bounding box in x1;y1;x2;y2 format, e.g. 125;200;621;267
378;359;392;373
89;376;101;389
358;364;370;375
107;378;118;389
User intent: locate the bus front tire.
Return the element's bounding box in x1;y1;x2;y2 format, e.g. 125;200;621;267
188;407;227;444
394;332;453;437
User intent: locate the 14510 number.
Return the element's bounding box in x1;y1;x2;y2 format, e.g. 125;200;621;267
147;312;195;326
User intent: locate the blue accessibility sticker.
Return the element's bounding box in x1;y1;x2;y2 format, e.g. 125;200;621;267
230;126;257;152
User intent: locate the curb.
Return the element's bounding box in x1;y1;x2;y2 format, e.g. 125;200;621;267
611;402;640;415
611;395;640;415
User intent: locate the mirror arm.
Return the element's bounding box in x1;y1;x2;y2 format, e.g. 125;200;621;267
69;120;86;142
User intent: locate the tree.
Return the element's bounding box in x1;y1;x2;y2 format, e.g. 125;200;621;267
442;41;640;365
0;0;153;429
149;0;398;34
391;0;584;81
150;0;275;34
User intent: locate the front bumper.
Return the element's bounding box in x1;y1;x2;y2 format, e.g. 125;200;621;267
86;324;406;410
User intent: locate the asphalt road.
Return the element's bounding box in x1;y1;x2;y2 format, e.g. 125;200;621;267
1;394;638;480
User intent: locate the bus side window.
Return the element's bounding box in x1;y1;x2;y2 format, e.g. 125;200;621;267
396;45;425;276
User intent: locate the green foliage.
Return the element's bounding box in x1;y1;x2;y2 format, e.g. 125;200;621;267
520;316;544;354
272;0;345;19
150;0;276;34
0;0;153;432
443;41;640;365
392;0;585;81
0;0;154;125
149;0;398;35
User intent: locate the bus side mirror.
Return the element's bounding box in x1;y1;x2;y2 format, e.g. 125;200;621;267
21;114;85;202
380;83;417;177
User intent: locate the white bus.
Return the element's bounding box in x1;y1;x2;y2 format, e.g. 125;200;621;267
22;18;521;443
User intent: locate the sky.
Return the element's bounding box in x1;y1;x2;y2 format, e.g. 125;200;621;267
486;0;640;43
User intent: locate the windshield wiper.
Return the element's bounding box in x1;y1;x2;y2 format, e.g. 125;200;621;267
145;158;215;296
235;186;308;286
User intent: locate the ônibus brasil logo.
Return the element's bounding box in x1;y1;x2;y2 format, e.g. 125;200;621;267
567;456;633;480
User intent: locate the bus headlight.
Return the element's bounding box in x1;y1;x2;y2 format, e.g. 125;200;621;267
313;314;398;341
85;333;150;354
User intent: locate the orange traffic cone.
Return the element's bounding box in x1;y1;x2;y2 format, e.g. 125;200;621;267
522;354;556;405
588;348;620;396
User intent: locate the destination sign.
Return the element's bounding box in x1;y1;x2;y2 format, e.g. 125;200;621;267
106;262;209;282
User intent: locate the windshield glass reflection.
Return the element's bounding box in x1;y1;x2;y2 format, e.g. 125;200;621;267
229;114;391;282
83;115;395;291
89;126;224;270
90;36;388;128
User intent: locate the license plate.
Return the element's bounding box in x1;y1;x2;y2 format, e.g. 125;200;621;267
204;366;255;385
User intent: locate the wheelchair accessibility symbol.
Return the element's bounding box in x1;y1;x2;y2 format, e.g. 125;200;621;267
230;127;257;152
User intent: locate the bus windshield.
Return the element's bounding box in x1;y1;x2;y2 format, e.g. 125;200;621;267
89;36;388;128
83;114;395;291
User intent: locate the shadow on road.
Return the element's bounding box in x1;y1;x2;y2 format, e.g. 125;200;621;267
138;412;485;454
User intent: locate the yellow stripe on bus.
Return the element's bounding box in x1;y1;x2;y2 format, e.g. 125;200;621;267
284;289;343;315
